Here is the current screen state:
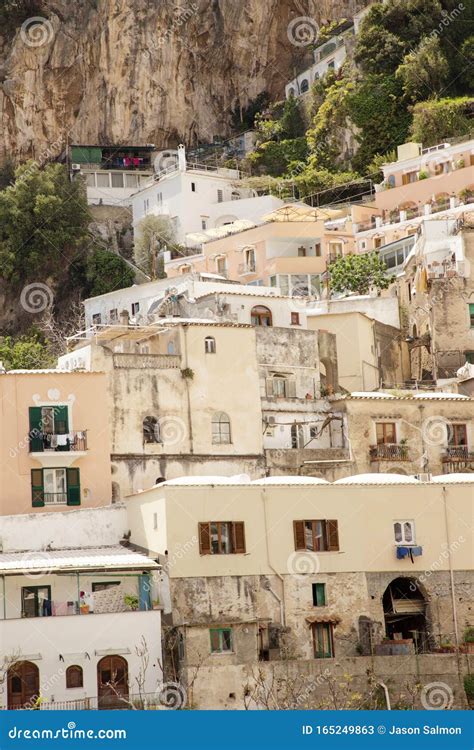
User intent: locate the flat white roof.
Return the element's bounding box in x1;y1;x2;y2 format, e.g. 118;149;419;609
333;473;420;485
0;546;157;574
252;476;329;485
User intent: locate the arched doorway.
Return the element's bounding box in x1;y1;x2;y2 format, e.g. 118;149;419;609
382;577;428;652
251;305;272;327
8;661;40;709
97;655;129;709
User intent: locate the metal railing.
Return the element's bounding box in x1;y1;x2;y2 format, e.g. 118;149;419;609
369;443;410;461
14;692;169;711
443;446;473;460
29;431;87;453
44;492;68;505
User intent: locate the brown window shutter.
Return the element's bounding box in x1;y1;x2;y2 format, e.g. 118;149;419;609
293;520;306;550
287;380;297;398
265;377;274;396
232;522;246;553
199;522;211;554
327;520;339;551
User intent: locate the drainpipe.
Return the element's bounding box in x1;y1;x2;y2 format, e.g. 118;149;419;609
181;326;194;454
377;681;391;710
442;486;460;652
2;576;5;620
261;490;286;626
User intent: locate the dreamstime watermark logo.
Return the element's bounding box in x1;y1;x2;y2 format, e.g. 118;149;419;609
422;415;453;447
20;282;54;314
155;149;179;174
157;416;187;447
430;3;464;40
20;17;54;48
21;550;54;580
157;681;187;709
287;16;319;47
154;3;198;48
420;681;454;710
287;550;320;578
410;536;465;591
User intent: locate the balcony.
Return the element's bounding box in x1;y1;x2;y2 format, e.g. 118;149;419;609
238;262;256;275
442;446;474;473
29;431;88;467
112;353;181;369
369;443;410;461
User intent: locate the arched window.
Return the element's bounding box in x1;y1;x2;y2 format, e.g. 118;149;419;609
251;305;272;327
66;665;83;689
205;336;216;354
143;416;160;444
300;79;309;93
212;412;231;444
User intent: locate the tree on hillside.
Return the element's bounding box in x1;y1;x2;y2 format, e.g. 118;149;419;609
0;335;53;370
0;162;90;283
396;36;449;101
328;253;394;296
134;215;175;278
85;249;135;297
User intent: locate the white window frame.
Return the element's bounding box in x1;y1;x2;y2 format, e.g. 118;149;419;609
393;520;416;545
44;468;67;504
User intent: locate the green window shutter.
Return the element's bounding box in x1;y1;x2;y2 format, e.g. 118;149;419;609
31;469;44;507
66;468;81;505
313;583;326;607
28;407;43;452
53;406;69;435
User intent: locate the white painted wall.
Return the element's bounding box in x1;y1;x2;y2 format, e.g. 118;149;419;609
0;505;127;552
307;295;401;329
0;610;162;708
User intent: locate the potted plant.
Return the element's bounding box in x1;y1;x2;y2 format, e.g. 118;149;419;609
399;438;408;459
463;627;474;654
152;599;160;610
124;594;139;611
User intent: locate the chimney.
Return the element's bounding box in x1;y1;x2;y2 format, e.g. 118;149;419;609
119;310;130;326
178;144;186;172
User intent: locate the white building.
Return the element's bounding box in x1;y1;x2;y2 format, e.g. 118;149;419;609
285;19;355;98
0;506;164;710
131;145;282;245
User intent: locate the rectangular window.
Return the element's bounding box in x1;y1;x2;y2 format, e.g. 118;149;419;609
21;585;52;618
465;351;474;364
314;243;322;257
469;304;474;328
96;173;110;188
92;313;102;325
291;312;300;325
449;423;467;446
297;246;306;257
131;302;140;315
217;189;223;203
312;582;326;607
376;422;396;444
109;309;118;323
201;219;207;230
312;622;334;658
393;520;415;545
199;521;246;554
191;182;196;192
293;520;339;552
125;173;139;188
153;512;158;530
309;426;318;440
31;468;80;507
91;581;120;592
210;627;233;653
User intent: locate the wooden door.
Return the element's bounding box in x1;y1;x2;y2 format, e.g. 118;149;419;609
8;661;40;709
97;655;129;709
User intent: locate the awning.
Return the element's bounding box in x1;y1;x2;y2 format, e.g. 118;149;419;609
0;546;158;575
305;614;341;625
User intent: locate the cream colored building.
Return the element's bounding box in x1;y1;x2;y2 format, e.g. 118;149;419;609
307;310;409;392
0;371;112;515
331;391;474;476
59;320;265;498
126;475;473;709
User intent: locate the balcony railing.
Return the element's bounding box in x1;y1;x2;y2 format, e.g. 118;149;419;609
44;492;68;506
369;443;410;461
29;431;87;453
442;446;473;460
112;353;181;369
238;262;256;275
11;692;166;711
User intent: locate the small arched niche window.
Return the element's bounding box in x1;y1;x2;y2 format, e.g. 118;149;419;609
204;336;216;354
212;412;231;444
251;305;272;327
143;416;160;444
66;665;83;689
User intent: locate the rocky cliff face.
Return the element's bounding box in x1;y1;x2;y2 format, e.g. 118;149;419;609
0;0;354;162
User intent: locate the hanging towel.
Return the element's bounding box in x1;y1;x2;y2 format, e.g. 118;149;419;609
50;434;58;448
396;546;410;559
57;434;68;446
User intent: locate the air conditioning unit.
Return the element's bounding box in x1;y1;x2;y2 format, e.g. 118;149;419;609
414;473;431;482
71;163;81;171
